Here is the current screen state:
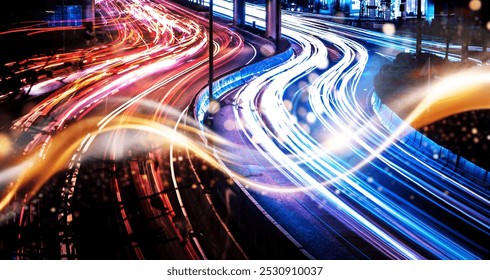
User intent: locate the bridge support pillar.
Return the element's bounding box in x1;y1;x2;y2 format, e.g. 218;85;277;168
233;0;246;27
266;0;281;47
84;0;95;33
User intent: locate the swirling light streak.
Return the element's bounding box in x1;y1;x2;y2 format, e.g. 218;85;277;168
208;1;489;259
0;112;286;212
403;68;490;128
1;0;487;259
232;19;425;260
208;0;421;258
296;16;480;63
11;0;208;150
11;0;201;127
299;20;490;235
1;0;252;258
58;0;244;192
293;14;489;258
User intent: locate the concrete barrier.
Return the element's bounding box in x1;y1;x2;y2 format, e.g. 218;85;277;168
193;39;294;125
192;39;314;258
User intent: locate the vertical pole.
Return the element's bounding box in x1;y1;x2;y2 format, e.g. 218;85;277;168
416;0;422;55
84;0;96;36
400;0;406;21
266;0;281;47
445;3;450;60
62;0;65;52
276;0;281;47
91;0;95;30
482;0;489;61
209;0;214;104
358;0;363;27
81;0;96;46
233;0;245;27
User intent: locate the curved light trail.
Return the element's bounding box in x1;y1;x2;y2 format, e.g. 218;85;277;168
205;1;490;259
1;0;255;259
1;0;488;260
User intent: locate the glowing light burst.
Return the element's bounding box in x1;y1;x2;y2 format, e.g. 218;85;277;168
403;68;490;128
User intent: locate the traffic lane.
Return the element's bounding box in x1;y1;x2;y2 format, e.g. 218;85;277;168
2;1;259;259
208;88;364;259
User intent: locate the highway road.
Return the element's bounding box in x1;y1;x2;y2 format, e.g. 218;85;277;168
0;0;264;259
201;1;490;259
0;0;488;260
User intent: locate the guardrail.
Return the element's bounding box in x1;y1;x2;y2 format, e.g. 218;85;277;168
192;39;315;258
193;39;294;125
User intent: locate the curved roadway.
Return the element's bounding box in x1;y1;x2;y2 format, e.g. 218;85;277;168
202;1;490;259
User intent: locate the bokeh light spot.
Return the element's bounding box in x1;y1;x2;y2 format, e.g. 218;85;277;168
0;134;12;159
297;106;307;117
306;112;316;123
308;72;319;84
259;45;275;57
208;100;221;114
224;119;236;130
469;0;482;11
316;57;329;70
300;122;311;134
382;23;396;35
283;99;293;111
